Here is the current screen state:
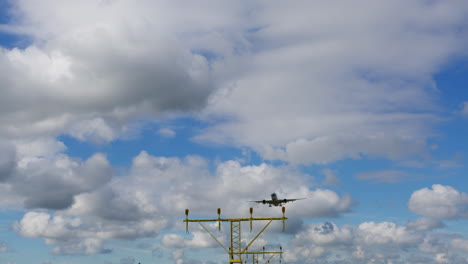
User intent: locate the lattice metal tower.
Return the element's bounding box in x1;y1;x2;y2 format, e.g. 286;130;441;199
184;207;287;264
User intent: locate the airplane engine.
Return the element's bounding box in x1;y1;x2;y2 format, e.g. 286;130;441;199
283;199;287;203
262;200;266;204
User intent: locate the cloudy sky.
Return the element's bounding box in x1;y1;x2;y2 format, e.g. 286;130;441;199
0;0;468;264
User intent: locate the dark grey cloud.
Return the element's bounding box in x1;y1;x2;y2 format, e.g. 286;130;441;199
0;140;15;182
13;153;112;210
0;148;113;210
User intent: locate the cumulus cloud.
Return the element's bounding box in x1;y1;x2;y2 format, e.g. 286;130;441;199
408;184;468;219
162;232;220;249
286;220;428;264
6;0;461;166
172;249;184;264
291;222;354;247
283;219;468;264
124;151;354;218
284;245;327;262
12;151;352;255
0;0;220;143
2;0;468;261
406;217;445;231
196;0;468;164
452;238;468;252
418;235;449;254
14;153;112;210
357;221;423;246
0;136;113;210
0;140;16;182
14;212;112;255
14;209;166;255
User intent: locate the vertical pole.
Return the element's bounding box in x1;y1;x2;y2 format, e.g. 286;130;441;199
185;209;189;233
218;208;222;232
250;208;253;232
282;207;286;232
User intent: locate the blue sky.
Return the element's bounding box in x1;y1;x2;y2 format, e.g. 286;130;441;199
1;1;468;264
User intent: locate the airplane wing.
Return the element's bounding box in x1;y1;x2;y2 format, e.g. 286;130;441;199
248;200;274;204
282;198;306;203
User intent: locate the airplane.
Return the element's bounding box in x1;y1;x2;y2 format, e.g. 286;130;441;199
249;193;306;207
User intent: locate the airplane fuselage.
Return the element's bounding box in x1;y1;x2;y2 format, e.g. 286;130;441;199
270;193;283;206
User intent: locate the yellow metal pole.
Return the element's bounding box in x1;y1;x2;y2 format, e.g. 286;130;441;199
198;223;229;253
250;207;253;232
281;207;285;232
241;220;273;254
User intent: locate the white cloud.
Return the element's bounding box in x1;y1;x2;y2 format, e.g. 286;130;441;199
14;137;66;160
461;102;468;116
3;0;463;165
418;235;448;254
196;0;468;164
2;0;468;261
284;245;326;262
12;151;352;255
172;249;184;264
435;253;450;263
157;127;176;138
291;222;354;247
125;151;353;218
162;232;220;249
162;234;185;249
406;217;445;231
408;184;468;219
352;245;366;259
285;220;431;264
452;238;468;252
0;137;112;210
0;1;466;161
357;221;423;246
14;209;166;255
0;0;219;143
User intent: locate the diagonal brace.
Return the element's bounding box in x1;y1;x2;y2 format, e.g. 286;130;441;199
241;220;273;254
198;223;229;253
